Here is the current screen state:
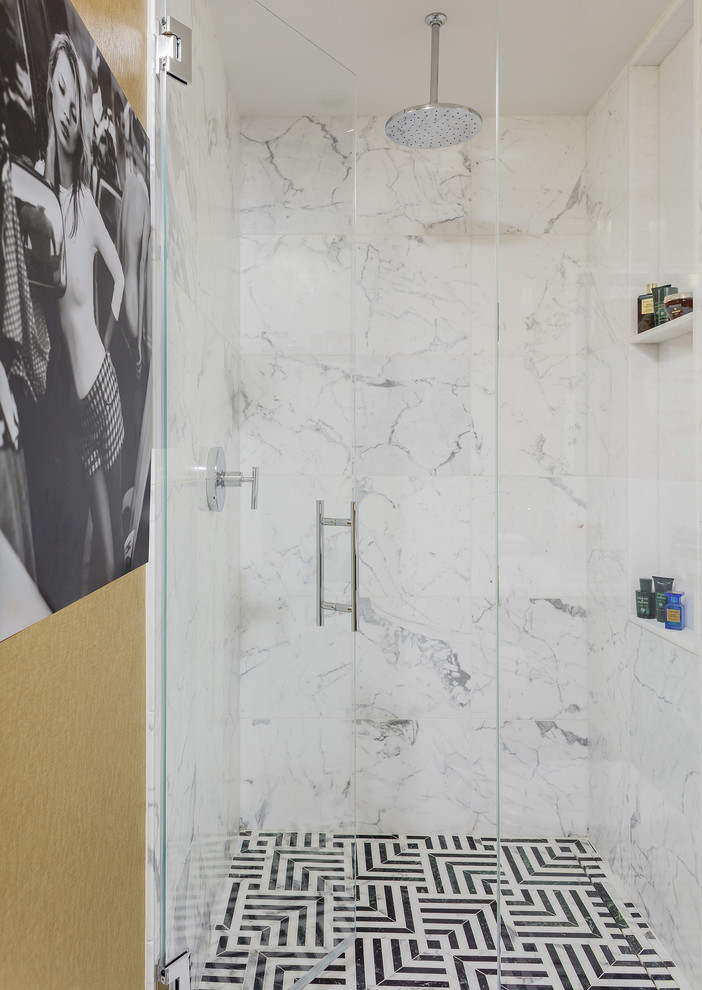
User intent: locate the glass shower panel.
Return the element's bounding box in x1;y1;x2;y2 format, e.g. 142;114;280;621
158;0;243;977
349;5;501;988
496;0;702;987
495;2;602;982
158;0;357;985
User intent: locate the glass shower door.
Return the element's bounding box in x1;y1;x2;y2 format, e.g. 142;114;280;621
156;1;357;986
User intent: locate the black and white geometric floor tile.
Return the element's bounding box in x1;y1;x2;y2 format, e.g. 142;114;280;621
199;833;688;990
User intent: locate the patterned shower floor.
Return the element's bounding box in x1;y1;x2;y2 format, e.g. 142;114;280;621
199;832;687;990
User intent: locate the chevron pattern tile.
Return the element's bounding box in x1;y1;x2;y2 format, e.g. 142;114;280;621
198;834;688;990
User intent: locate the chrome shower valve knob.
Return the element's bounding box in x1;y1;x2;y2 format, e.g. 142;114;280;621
205;446;259;511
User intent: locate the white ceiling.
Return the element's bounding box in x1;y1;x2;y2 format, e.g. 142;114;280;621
212;0;684;118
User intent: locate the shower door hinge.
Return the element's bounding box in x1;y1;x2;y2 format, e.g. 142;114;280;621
158;15;192;84
158;950;191;990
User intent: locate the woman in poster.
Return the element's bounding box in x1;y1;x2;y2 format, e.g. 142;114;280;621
45;32;125;585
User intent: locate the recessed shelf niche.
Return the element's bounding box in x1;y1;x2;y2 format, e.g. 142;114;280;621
630;311;694;344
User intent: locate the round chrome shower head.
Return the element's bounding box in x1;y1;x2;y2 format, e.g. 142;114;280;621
385;102;482;149
386;12;482;149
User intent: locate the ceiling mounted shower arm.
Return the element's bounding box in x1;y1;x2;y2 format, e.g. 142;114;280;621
385;10;481;149
426;13;447;105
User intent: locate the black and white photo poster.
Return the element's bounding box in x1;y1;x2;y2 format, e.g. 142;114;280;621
0;0;151;641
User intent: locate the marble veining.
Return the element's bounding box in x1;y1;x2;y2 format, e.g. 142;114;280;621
356;236;471;356
355;356;471;476
240;116;354;234
355;597;472;719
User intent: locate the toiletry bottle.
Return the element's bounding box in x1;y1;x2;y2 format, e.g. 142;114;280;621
653;576;674;622
664;591;686;630
635;578;656;618
652;284;678;326
637;283;657;333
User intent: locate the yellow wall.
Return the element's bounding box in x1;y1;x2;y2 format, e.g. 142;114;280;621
0;1;148;986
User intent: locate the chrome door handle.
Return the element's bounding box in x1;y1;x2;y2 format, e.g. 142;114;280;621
316;499;358;631
205;447;259;511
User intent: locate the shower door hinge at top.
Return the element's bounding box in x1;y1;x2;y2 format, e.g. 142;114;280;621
158;15;192;84
316;500;359;631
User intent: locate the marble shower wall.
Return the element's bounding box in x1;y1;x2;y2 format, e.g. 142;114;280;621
238;114;356;833
586;30;702;988
149;0;242;980
354;114;588;835
238;113;589;836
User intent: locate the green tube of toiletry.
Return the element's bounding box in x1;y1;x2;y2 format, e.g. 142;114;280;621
652;576;674;622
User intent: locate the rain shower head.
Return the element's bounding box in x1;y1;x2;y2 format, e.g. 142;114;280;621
385;13;482;149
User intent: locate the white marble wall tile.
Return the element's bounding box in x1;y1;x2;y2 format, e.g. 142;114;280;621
357;476;471;598
164;835;236;983
470;115;586;237
473;351;587;477
165;278;201;482
659;30;696;272
629;772;702;989
498;719;588;836
473;234;588;358
586;266;631;351
356;235;471;356
469;476;498;597
192;0;230;151
586;343;629;480
467;598;499;719
240;473;352;598
627;479;658;606
588;753;632;886
164;476;239;856
657;335;696;482
241;234;352;354
240;355;353;475
165;299;239;483
355;597;473;719
629;622;700;822
240;596;352;719
471;476;587;597
165;79;198;300
354;718;486;833
586;73;628;240
196;330;239;469
466;719;501;833
196;110;239;337
240;116;354;234
355;356;471;476
628;66;660;284
587;604;630;760
239;719;354;831
586;74;630;349
657;480;697;630
355;116;471;236
164;843;209;980
587;477;628;613
472;597;587;721
628;342;658;480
